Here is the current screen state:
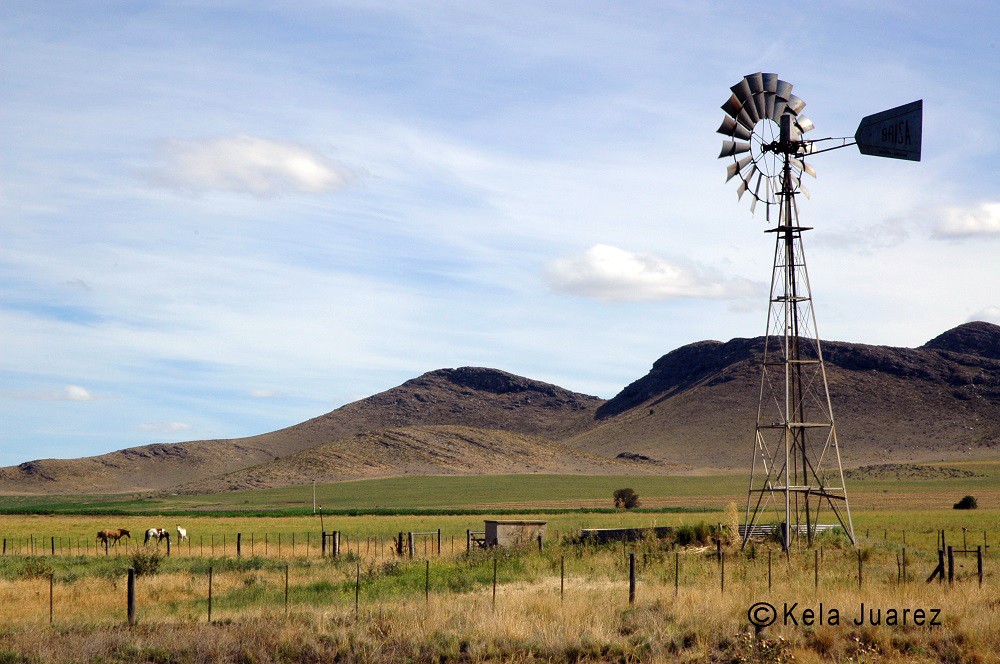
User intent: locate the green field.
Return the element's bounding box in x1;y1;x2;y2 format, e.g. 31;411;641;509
1;460;996;516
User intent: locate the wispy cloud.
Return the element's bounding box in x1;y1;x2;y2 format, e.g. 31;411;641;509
0;385;97;401
133;421;193;434
545;244;754;302
932;202;1000;239
143;135;352;197
968;306;1000;325
249;389;285;399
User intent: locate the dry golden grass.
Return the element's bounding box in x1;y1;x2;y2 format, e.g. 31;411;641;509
0;537;996;662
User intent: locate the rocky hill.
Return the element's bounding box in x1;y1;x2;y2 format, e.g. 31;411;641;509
1;323;998;494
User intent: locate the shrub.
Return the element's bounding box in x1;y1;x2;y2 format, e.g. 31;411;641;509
128;549;162;576
953;495;978;510
613;488;640;510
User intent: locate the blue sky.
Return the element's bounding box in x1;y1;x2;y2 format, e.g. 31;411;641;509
1;2;998;466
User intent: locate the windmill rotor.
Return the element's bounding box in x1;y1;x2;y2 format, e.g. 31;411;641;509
717;72;816;215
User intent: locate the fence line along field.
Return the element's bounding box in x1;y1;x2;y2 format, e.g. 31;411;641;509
0;508;997;662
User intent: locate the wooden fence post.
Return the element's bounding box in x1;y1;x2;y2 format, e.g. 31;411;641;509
437;529;441;556
492;557;498;610
166;535;170;556
425;560;430;603
978;546;984;587
629;552;636;604
407;532;414;560
127;567;136;627
236;533;242;557
466;530;471;553
51;536;55;556
207;566;213;623
560;555;565;601
675;551;680;595
322;531;327;557
947;546;955;586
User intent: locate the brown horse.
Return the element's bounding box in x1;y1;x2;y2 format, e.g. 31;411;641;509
96;528;131;548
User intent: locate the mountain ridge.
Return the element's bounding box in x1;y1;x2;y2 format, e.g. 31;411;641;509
1;322;998;494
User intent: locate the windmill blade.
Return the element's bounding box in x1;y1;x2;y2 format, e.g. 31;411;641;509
742;163;758;192
792;158;817;178
744;93;760;124
753;92;767;123
717;116;752;140
726;155;753;182
719;140;751;158
786;94;806;115
736;107;755;130
753;172;764;199
799;181;811;199
773;98;788;119
762;73;779;93
737;178;748;200
795;116;815;133
775;79;793;100
765;93;776;121
721;93;743;119
746;72;764;94
731;78;753;104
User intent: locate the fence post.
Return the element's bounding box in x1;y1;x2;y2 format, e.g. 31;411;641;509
675;551;680;595
902;547;907;584
237;533;242;558
466;530;471;553
322;531;327;557
49;572;54;626
629;552;636;604
166;535;171;556
947;546;955;586
437;529;441;556
397;532;404;557
408;532;414;560
127;567;136;627
978;546;984;587
284;563;289;616
720;550;725;594
51;536;55;556
425;560;430;603
492;557;498;610
207;566;213;623
560;555;565;601
356;562;361;617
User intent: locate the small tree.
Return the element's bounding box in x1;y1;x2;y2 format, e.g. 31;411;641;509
953;495;978;510
613;488;640;510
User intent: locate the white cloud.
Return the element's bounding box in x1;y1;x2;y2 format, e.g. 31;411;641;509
932;202;1000;239
249;389;285;399
134;421;193;433
968;306;1000;325
545;244;753;302
0;385;96;401
144;135;352;197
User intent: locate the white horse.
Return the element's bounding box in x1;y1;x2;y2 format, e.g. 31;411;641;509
144;527;170;546
176;525;188;542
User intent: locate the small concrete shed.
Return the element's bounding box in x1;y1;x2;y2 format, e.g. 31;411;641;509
484;520;546;547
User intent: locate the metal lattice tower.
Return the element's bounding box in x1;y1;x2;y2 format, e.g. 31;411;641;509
744;152;855;550
716;72;921;550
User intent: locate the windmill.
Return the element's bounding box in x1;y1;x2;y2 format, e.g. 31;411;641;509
717;72;922;551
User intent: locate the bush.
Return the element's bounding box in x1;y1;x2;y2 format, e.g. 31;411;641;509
953;495;978;510
613;488;640;510
128;549;162;576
